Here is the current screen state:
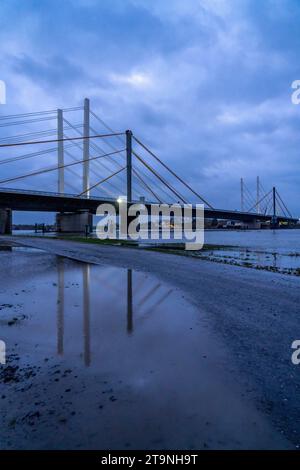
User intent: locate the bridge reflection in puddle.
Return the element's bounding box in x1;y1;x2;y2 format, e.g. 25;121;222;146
2;249;282;450
56;258;174;367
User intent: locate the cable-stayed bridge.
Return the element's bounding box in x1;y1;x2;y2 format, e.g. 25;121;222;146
0;98;297;234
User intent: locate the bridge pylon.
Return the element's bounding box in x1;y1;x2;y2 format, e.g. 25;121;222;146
83;98;90;198
126;129;132;202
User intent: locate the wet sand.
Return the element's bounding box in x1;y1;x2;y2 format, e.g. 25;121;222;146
1;236;300;449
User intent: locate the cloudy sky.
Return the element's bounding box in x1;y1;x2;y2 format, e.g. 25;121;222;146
1;0;300;222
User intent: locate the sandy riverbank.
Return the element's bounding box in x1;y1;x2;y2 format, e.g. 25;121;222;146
1;236;300;449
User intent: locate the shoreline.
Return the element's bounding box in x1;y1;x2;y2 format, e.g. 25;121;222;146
10;232;300;276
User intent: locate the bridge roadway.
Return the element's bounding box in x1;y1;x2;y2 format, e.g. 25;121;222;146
0;187;297;224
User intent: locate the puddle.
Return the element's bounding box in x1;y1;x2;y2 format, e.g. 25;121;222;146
0;248;288;449
2;260;180;368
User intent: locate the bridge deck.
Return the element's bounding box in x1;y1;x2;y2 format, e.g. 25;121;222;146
0;188;297;223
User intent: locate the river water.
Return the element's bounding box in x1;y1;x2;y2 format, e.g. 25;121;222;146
202;229;300;274
205;229;300;253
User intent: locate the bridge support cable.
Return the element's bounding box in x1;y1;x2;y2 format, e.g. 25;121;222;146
77;167;126;197
63;124;133;197
242;179;271;214
64;164;114;198
133;160;178;203
133;135;214;208
272;187;277;218
264;194;273;215
0;116;58;128
64;117;120;167
65;118;108;155
0;107;171;201
0;127;71;144
0;106;82;122
92;113;187;203
90;110;120;136
241;178;286;216
260;182;270;212
275;197;288;218
90;123;164;201
275;195;290;218
0;110;57;121
0;141;92;167
256;176;260;214
81;126;162;202
91;124;173;201
64;147;124;198
241;180;257;212
132;168;162;203
244;184;256;207
64;179;82;194
0;145;74;166
0;126;83;145
246;184;293;218
275;190;293;218
90;111;182;203
64;118;108;159
63;119;133;195
242;191;256;212
0;132;125;149
0;149;125;185
133;152;188;204
90;125;123;154
260;196;271;215
259;182;270;214
134;154;188;203
240;177;244;211
90;112;191;203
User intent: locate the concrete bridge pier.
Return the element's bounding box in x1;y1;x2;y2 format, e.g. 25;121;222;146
56;211;93;234
271;216;279;229
0;209;12;235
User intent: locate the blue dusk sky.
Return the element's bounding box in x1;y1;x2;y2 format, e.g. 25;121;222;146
0;0;300;223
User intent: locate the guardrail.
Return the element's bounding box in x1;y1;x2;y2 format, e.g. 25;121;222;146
0;187;158;205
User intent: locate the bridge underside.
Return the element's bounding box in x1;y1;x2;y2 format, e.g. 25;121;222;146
0;189;297;225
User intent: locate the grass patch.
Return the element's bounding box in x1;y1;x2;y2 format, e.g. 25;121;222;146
53;236;139;247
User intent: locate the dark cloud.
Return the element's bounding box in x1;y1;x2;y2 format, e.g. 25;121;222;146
0;0;300;221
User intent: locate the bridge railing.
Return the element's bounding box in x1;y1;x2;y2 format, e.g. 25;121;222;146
0;186;116;201
0;186;159;205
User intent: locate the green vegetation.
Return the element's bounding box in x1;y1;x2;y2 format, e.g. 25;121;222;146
52;235;139;247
